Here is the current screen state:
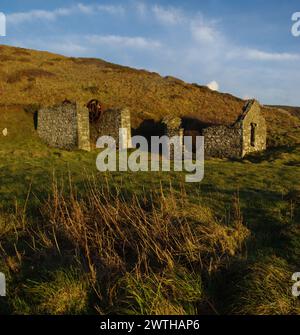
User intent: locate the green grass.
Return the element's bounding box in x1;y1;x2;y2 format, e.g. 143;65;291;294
0;44;300;315
0;106;300;315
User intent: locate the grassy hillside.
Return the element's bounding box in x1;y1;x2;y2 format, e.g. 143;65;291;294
0;44;300;147
0;44;300;315
271;105;300;119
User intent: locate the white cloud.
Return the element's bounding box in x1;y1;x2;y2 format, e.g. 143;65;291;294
190;17;220;43
95;4;125;15
86;34;162;49
7;3;125;25
48;41;89;55
8;37;91;56
10;33;162;57
207;81;219;91
76;3;125;16
152;5;184;25
244;49;300;61
76;3;94;14
227;48;300;61
7;9;70;24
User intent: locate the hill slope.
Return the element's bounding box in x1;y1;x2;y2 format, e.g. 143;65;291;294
1;45;300;316
0;44;299;146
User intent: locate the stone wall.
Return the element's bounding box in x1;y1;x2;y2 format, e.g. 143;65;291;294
37;99;265;159
203;125;242;159
202;100;266;159
162;116;184;159
97;108;132;149
239;100;266;157
38;102;90;151
77;105;91;151
38;102;78;150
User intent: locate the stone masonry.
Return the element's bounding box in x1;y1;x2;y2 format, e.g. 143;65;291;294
203;99;266;159
203;125;242;158
38;101;90;151
239;100;267;157
37;99;266;159
162;116;184;159
38;102;132;151
97;108;132;149
77;105;91;151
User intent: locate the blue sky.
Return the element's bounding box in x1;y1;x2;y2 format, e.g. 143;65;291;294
1;0;300;105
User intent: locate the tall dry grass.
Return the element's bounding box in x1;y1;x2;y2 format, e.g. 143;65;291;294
30;178;248;313
1;177;249;314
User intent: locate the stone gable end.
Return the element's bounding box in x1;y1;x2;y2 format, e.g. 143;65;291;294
203;100;266;159
239;100;267;157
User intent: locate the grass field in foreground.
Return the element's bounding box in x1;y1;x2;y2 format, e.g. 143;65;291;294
0;107;300;315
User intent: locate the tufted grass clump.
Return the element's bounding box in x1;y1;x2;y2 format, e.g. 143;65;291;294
228;256;300;315
8;269;90;315
113;269;202;315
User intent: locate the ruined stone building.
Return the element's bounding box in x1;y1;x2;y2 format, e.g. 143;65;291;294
160;99;266;159
203;99;266;158
37;98;266;159
37;100;132;151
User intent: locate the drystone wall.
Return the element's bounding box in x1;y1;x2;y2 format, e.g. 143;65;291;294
38;102;90;151
203;125;242;159
202;100;266;159
38;102;78;150
97;108;132;149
